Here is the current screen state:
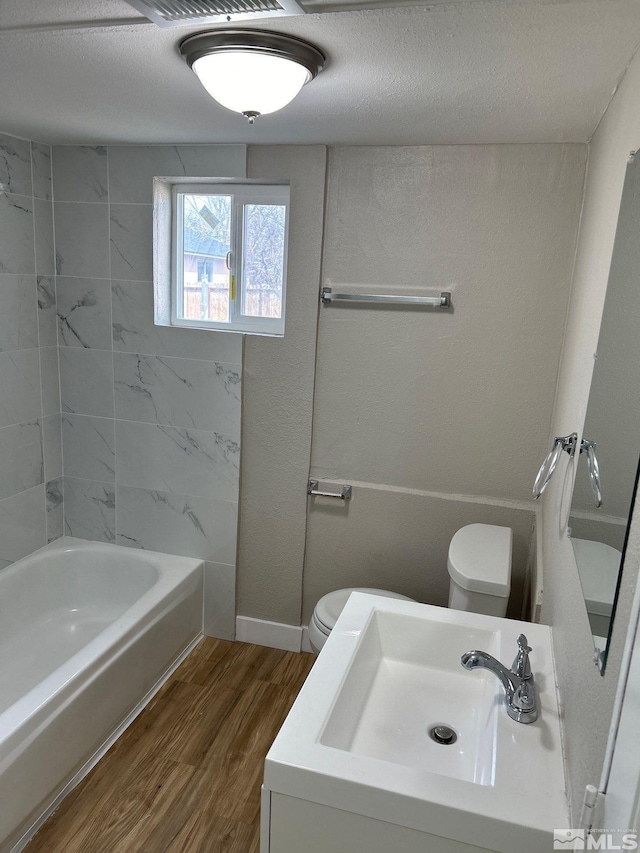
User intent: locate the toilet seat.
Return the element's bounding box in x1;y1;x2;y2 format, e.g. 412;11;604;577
310;588;415;652
315;587;415;632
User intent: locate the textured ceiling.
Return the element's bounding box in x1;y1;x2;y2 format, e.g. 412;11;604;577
1;0;640;145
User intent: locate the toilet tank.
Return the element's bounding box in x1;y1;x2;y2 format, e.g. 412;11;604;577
447;523;512;617
571;537;622;638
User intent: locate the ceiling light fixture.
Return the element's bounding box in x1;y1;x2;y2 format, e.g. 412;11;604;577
179;29;325;124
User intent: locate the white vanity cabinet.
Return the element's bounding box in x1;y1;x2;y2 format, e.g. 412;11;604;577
262;791;496;853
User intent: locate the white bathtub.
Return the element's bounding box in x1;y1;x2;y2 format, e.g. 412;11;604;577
0;537;203;852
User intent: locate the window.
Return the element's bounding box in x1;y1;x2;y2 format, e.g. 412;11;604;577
171;183;289;336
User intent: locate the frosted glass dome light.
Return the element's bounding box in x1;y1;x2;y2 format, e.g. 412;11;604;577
192;52;310;117
180;30;326;124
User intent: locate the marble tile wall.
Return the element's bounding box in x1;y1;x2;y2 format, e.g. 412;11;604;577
52;144;246;639
0;132;62;568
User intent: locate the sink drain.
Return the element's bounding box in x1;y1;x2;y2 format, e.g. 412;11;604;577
428;724;458;745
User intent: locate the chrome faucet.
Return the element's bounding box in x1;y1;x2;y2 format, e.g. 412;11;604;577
461;634;538;724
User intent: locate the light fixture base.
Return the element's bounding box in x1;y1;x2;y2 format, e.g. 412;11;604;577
243;111;261;124
179;29;326;80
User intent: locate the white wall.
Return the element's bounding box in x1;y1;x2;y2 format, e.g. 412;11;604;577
540;48;640;820
303;144;586;624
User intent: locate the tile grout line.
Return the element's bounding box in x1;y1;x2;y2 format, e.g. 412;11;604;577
51;144;64;540
107;145;118;546
57;343;242;369
61;411;240;436
29;140;48;546
0;481;47;506
63;475;238;505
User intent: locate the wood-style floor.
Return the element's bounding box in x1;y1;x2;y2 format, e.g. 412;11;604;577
27;638;316;853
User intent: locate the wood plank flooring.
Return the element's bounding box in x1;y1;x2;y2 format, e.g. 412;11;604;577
27;638;316;853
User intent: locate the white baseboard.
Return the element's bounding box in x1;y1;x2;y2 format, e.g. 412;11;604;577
235;616;303;652
301;626;313;653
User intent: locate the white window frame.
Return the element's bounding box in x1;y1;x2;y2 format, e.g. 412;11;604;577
170;182;290;336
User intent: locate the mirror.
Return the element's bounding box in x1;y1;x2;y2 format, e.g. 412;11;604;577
569;152;640;673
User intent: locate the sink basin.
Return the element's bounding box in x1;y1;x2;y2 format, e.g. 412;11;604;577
320;610;499;785
264;594;568;853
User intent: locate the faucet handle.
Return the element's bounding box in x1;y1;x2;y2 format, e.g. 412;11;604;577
517;634;531;652
513;634;532;679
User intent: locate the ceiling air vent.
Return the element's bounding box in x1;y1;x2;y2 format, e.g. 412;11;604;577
124;0;306;26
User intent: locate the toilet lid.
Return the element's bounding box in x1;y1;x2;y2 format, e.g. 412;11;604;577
314;587;415;632
447;523;512;596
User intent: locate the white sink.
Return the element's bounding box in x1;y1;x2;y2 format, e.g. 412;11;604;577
264;594;568;853
320;610;499;785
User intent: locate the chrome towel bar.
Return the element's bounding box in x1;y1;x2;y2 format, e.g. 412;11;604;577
307;479;352;501
320;287;451;308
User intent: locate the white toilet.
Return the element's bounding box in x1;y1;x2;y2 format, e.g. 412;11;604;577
308;523;513;653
